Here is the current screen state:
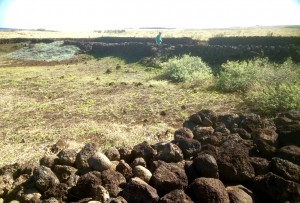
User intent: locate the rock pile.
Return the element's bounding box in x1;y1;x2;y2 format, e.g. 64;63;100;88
0;109;299;203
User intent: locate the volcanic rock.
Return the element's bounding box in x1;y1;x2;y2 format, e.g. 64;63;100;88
158;189;194;203
188;177;229;203
88;151;112;172
154;142;184;163
33;166;60;193
226;185;254;203
150;161;188;196
57;149;77;166
193;153;219;178
133;165;152;183
270;157;300;183
76;143;100;174
253;172;300;202
122;177;159;203
105;147;121;161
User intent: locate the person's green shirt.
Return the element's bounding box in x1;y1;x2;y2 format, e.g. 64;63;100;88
156;33;162;45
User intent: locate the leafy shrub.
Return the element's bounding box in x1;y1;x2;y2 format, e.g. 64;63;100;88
216;58;272;92
216;57;300;114
162;55;213;83
249;82;300;114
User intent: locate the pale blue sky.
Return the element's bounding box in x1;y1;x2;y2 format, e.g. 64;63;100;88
0;0;300;31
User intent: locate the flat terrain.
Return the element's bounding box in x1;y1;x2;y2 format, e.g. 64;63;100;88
0;26;298;167
1;26;300;40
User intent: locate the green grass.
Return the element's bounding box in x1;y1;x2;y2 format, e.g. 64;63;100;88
0;54;243;167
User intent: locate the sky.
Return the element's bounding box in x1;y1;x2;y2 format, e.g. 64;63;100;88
0;0;300;31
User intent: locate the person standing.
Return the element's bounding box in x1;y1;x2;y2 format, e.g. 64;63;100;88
156;32;162;45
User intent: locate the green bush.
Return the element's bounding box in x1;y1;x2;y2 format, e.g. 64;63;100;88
216;57;300;114
162;55;213;83
216;58;272;92
216;58;300;92
249;82;300;114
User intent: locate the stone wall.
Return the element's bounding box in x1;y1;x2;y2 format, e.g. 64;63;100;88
0;110;299;203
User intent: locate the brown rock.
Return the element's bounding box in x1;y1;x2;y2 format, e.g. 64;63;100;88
277;123;300;146
118;147;133;163
174;127;194;140
57;149;77;166
151;161;188;196
189;113;202;125
214;122;231;136
277;145;300;166
74;171;102;200
133;165;152;183
154;142;183;163
270;157;300;183
52;165;77;183
76;143;100;174
122;177;159;203
194;153;219;178
217;142;255;182
40;155;58;169
158;189;194;203
253;172;300;202
250;157;269;175
131;157;147;168
226;185;254;203
100;169;127;197
93;185;110;202
43;183;69;202
132;141;157;162
193;126;214;142
33;166;60;193
252;128;279;159
198;109;218;126
232;128;252;140
239;113;266;133
50;139;69;154
217;113;239;130
105;147;121;161
116;160;133;181
172;138;201;159
188;177;229;203
88;151;112;172
109;196;128;203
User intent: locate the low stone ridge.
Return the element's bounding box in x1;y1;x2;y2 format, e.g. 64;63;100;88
0;109;300;203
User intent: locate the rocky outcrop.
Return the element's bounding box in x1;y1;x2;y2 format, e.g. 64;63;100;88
0;109;300;203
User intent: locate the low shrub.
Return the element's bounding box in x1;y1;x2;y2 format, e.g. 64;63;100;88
216;57;300;114
248;82;300;114
216;58;300;92
162;55;213;83
216;58;272;92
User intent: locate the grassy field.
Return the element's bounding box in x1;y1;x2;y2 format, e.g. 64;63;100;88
0;54;243;167
1;26;300;40
0;26;299;167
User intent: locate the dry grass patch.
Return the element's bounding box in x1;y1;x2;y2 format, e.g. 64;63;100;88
0;55;243;167
1;26;299;40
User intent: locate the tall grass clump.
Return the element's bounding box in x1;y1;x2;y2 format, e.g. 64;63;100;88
162;55;213;83
216;57;300;114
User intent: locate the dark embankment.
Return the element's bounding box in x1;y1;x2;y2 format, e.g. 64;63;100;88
1;36;300;65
